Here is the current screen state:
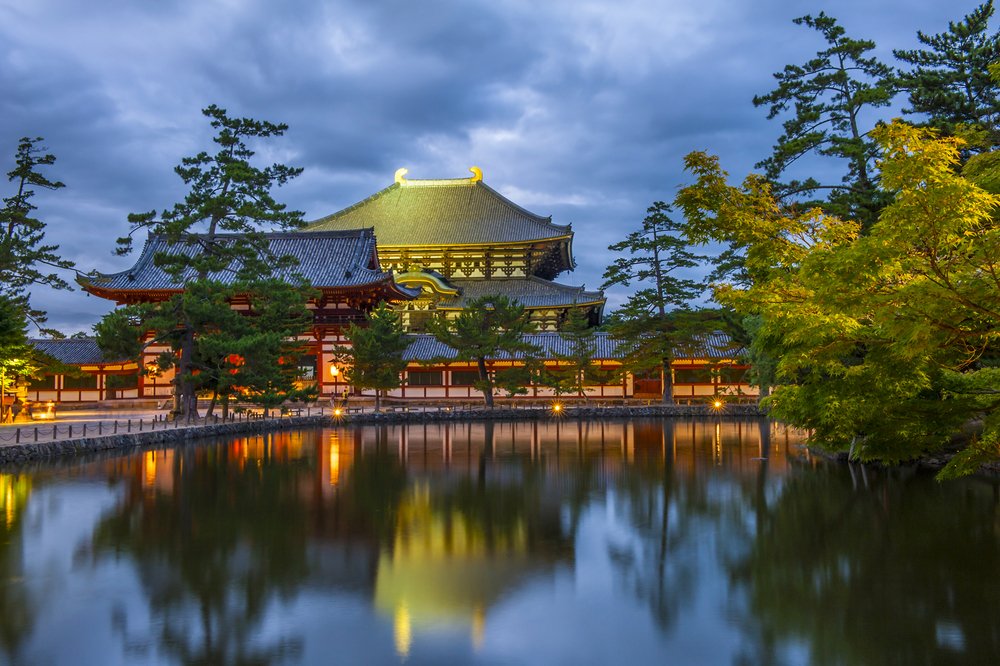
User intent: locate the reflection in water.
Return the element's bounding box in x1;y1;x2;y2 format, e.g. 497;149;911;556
0;419;997;664
0;473;34;660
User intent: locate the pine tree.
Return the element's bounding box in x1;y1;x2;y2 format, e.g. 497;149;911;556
425;295;539;408
895;1;1000;150
339;302;409;412
602;202;704;404
104;106;305;421
549;306;607;400
753;13;896;228
0;137;73;330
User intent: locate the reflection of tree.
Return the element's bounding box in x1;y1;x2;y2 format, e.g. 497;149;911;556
0;474;34;662
341;428;408;543
729;464;1000;665
608;421;709;630
91;435;318;665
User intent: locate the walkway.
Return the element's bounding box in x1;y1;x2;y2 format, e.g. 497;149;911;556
0;407;331;446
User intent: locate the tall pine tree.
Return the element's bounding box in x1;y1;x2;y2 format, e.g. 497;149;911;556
753;13;896;228
102;106;306;421
602;202;704;404
895;1;1000;151
0;137;73;330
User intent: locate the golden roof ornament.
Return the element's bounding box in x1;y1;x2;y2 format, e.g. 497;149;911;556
394;168;409;184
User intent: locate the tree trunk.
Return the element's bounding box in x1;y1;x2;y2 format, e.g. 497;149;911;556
477;358;494;409
221;394;230;421
178;323;200;423
757;382;771;405
660;358;675;405
205;390;218;420
374;389;382;412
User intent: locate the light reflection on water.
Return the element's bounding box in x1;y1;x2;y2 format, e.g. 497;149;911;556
0;419;998;665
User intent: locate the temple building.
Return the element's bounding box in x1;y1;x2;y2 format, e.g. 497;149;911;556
307;167;604;331
75;229;417;402
21;169;755;406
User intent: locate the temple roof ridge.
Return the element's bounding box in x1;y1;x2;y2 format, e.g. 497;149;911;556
306;170;572;247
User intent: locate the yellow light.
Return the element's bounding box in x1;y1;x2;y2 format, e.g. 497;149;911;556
333;407;343;418
144;451;157;487
713;400;723;410
330;365;340;377
329;442;340;486
552;403;563;413
394;602;412;658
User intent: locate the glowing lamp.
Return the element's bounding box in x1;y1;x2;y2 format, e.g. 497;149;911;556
712;400;723;410
330;365;340;377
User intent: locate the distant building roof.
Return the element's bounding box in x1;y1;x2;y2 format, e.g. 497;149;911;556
30;338;127;366
402;331;742;362
80;230;418;301
307;174;572;247
440;277;604;311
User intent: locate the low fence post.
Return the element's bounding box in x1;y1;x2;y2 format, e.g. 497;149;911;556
69;425;73;439
34;427;38;442
15;429;19;444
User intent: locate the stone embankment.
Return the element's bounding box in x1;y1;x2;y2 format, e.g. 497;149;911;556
0;404;765;464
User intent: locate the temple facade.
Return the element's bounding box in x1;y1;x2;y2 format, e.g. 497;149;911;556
75;229;417;403
307;167;604;332
22;169;755;406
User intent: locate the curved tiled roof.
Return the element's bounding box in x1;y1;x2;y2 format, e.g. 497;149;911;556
30;338;127;365
402;331;741;362
81;230;417;296
440;277;604;310
307;179;571;246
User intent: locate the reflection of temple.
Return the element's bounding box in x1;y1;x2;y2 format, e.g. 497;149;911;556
104;420;804;657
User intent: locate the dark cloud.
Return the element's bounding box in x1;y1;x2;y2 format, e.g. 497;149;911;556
1;0;986;333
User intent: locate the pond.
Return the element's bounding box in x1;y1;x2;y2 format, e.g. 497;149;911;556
0;419;997;665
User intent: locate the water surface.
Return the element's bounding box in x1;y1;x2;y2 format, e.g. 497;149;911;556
1;419;997;665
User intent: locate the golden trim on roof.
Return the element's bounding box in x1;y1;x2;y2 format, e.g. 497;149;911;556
374;234;573;250
394;166;484;187
395;271;461;297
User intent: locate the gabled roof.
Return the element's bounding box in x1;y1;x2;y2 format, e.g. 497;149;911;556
440;277;604;311
80;230;418;300
30;338;128;366
402;331;742;362
307;176;572;246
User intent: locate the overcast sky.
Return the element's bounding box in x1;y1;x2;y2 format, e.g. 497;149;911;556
0;0;986;334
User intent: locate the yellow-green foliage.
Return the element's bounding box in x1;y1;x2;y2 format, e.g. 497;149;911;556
677;121;1000;476
963;150;1000;194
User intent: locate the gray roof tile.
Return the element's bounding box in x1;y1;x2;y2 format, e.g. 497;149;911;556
83;230;417;294
402;331;742;362
442;277;604;310
30;338;127;365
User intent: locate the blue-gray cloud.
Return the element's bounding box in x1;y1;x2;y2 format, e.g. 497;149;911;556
1;0;986;332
